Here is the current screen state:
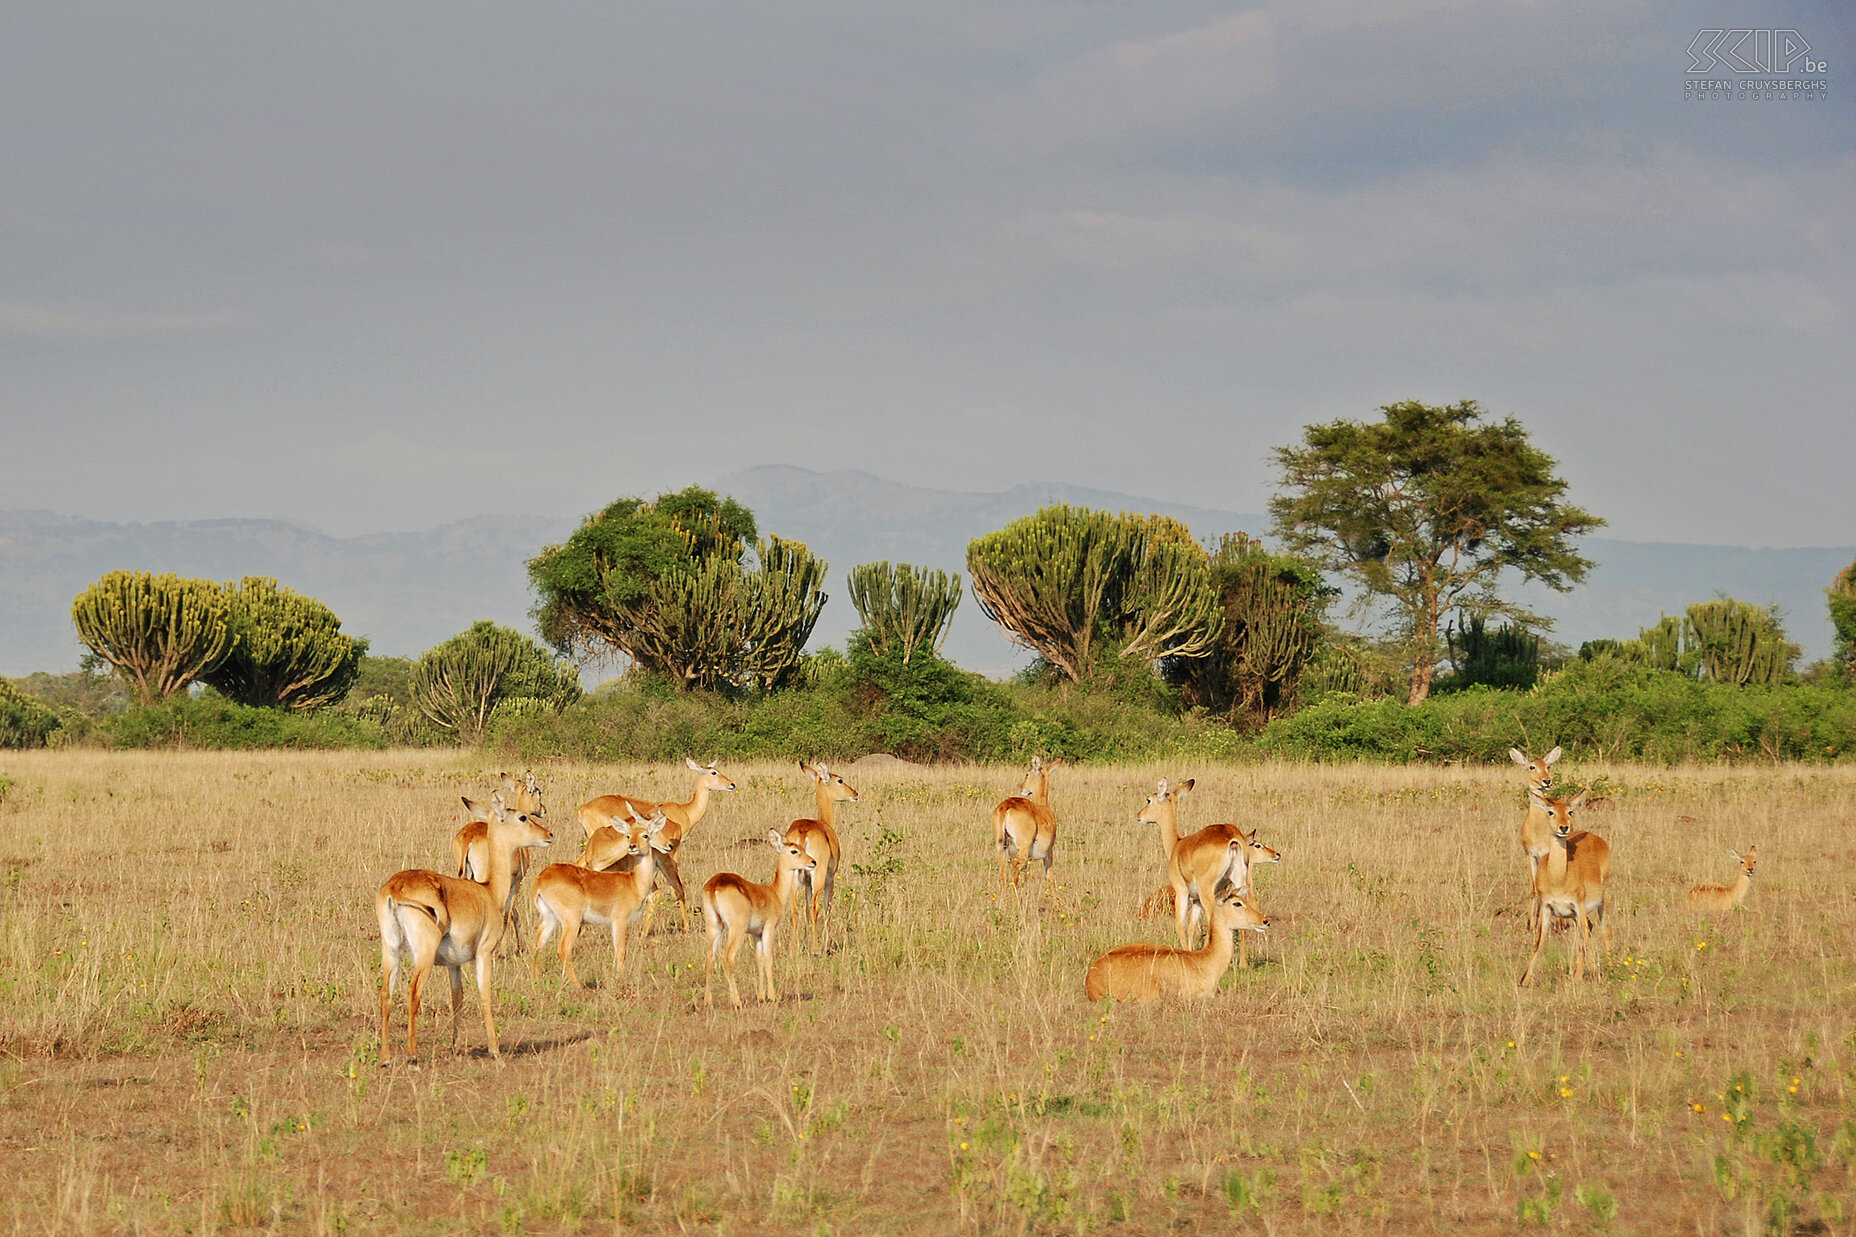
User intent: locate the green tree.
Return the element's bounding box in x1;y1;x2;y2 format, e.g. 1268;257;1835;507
0;679;64;748
1164;533;1329;722
1270;400;1602;704
966;505;1221;684
528;487;825;693
1683;599;1796;686
71;571;234;704
1829;558;1856;680
739;536;830;692
202;577;366;711
846;562;962;665
411;621;581;744
1438;614;1541;691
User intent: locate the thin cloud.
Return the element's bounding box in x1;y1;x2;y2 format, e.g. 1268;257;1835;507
1016;10;1277;148
0;300;247;343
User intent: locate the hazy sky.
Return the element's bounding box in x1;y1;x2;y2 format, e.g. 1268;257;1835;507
2;1;1849;546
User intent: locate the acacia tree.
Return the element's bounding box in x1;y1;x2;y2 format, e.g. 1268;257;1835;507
1270;400;1601;705
966;506;1221;683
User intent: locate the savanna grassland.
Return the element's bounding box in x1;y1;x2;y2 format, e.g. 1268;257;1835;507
1;752;1853;1235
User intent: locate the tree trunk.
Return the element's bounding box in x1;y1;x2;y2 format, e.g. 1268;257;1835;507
1407;596;1439;705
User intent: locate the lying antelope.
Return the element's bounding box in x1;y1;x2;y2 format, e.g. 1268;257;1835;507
452;771;549;953
702;830;817;1008
377;792;553;1066
1519;789;1611;988
576;758;737;928
784;761;858;951
1084;887;1270;1003
1687;847;1758;913
994;756;1061;891
530;810;674;988
1510;746;1562;897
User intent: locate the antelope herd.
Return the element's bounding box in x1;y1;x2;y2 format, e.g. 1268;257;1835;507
373;748;1763;1063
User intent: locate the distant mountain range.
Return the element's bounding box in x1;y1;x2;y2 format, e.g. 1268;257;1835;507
0;510;577;678
2;467;1849;678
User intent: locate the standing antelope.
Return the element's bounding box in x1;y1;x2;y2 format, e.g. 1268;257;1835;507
701;830;818;1008
1687;847;1758;912
994;756;1061;891
376;792;553;1067
783;761;858;951
1519;789;1611;988
530;811;674;988
1510;746;1562;896
576;758;737;927
452;771;550;954
1162;825;1280;966
1084;887;1271;1003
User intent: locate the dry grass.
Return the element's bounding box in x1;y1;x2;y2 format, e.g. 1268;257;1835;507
1;750;1854;1235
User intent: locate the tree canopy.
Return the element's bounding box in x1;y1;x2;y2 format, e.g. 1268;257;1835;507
410;621;581;744
846;562;962;665
203;577;366;711
966;505;1221;684
527;486;825;692
72;571;234;705
1163;533;1330;722
1269;400;1601;704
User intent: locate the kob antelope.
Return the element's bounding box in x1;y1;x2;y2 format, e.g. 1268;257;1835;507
701;830;817;1008
1510;746;1562;895
784;761;857;951
1687;847;1757;912
1142;780;1280;967
452;771;549;954
994;756;1061;890
577;758;736;927
1519;789;1611;988
530;811;674;988
377;792;553;1066
1084;887;1270;1003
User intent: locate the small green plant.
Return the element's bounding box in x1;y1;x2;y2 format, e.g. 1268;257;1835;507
1574;1182;1618;1227
445;1146;489;1189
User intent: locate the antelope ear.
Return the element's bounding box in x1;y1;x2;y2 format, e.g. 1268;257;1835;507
1178;778;1194;795
686;757;704;772
490;791;510;822
1568;790;1589;811
1544;746;1563;766
462;796;493;823
646;812;668;836
525;771;539;793
1030;755;1043;772
501;774;520;791
1744;845;1757;859
816;763;830;778
767;827;786;848
1047;758;1064;769
1509;748;1529;766
1156;777;1168;795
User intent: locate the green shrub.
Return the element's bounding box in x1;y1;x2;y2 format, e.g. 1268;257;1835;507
1;679;65;749
1257;658;1856;763
103;695;389;750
